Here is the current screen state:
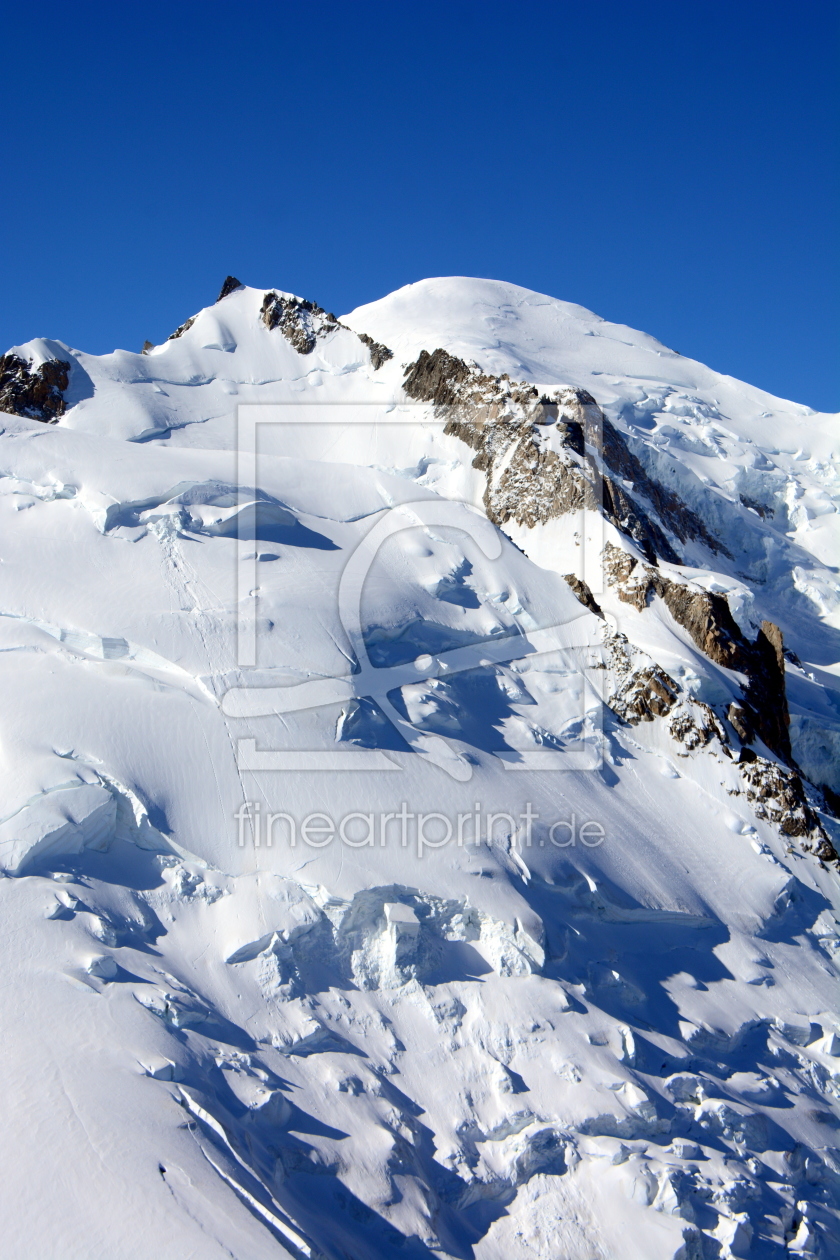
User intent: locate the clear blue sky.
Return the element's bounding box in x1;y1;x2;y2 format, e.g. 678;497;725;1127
1;1;837;410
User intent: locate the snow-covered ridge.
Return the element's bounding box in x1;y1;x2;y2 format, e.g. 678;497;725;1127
0;276;838;1258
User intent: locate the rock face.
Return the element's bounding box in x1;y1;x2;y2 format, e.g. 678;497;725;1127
258;291;393;369
402;347;723;566
215;275;243;302
669;701;727;751
605;630;680;723
602;543;791;762
401;344;803;789
602;543;747;665
399;335;831;860
403;347;473;406
0;353;70;422
602;615;833;855
404;350;608;536
260;291;341;354
356;331;393;370
166;315;196;342
747;621;792;762
562;575;603;618
736;754;834;855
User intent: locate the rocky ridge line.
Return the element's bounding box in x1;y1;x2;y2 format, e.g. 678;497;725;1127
260;289;392;369
402;347;725;566
398;346;838;854
602;543;791;763
153;279;394;371
599;617;834;858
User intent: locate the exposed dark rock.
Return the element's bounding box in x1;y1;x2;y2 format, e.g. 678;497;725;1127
618;665;680;722
0;353;70;422
600;418;730;558
216;276;243;302
669;702;726;751
605;631;680;724
728;702;754;744
167;315;196;342
601;545;652;611
141;340;155;355
737;756;826;843
602;544;750;668
604;607;832;858
600;477;681;564
404;350;601;533
739;493;774;519
261;291;340;354
402;347;724;566
562;575;603;618
398;345;827;840
655;577;748;671
557;418;584;455
357;332;393;371
813;835;840;863
404;348;472;406
476;421;595;530
602;543;791;763
747;621;791;762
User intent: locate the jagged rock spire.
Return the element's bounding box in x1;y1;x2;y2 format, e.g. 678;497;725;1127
216;276;243;302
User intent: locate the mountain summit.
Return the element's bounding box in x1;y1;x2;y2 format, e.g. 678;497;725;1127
0;277;838;1259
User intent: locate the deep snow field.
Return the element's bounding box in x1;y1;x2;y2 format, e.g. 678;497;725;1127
0;276;838;1259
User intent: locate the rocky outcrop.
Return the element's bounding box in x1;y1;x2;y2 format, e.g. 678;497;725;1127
736;753;835;856
606;628;726;748
600;474;682;564
602;543;791;762
167;315;196;342
0;354;70;422
399;345;829;856
601;544;653;611
404;347;474;406
602;543;748;667
605;630;680;724
216;275;243;302
747;621;792;762
357;331;393;370
161;281;393;371
404;351;604;532
402;348;724;566
668;701;727;751
605;622;834;857
738;493;774;519
562;575;603;618
260;291;340;354
260;291;394;368
657;579;747;670
727;701;752;743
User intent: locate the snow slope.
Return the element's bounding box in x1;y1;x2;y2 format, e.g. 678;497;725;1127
0;277;838;1259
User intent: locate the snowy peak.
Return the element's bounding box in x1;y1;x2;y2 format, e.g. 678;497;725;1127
0;274;838;1258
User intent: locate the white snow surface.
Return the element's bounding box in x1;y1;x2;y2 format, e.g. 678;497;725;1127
0;277;838;1259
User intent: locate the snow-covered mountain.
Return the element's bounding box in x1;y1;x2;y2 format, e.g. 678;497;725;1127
0;276;838;1259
